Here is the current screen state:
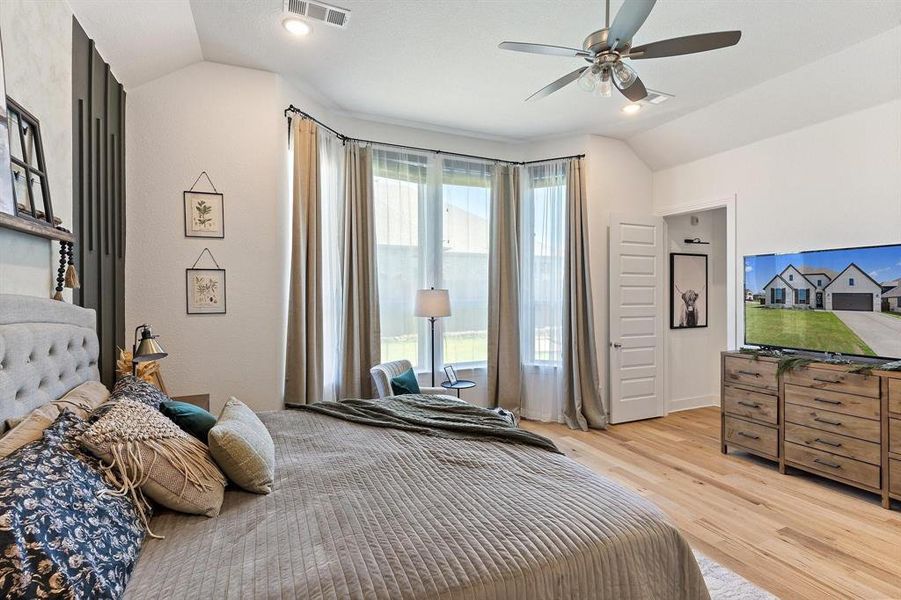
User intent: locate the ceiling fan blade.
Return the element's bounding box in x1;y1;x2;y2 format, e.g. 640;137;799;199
499;41;593;58
615;74;648;102
608;0;657;49
629;31;742;59
525;67;588;102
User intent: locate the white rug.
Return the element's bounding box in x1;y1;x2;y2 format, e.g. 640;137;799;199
694;551;778;600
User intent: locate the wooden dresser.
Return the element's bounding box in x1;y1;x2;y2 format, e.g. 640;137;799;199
721;352;899;509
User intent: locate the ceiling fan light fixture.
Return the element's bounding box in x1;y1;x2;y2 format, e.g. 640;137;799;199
577;65;601;92
612;61;637;89
597;69;612;97
283;17;312;36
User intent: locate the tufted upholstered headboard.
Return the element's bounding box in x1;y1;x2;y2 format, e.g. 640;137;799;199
0;294;101;429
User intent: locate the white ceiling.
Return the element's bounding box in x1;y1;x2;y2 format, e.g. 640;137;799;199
71;0;901;165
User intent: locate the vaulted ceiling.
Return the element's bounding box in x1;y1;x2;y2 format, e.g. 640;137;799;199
70;0;901;168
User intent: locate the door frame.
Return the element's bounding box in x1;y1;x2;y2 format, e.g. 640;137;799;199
655;195;738;415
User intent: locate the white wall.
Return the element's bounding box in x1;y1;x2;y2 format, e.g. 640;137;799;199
654;100;901;348
0;0;73;298
126;62;289;414
664;208;727;412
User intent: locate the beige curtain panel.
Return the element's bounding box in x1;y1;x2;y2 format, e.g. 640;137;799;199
285;118;323;406
562;158;607;430
487;163;522;415
337;142;381;399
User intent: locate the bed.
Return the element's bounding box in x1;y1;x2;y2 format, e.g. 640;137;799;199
0;294;709;600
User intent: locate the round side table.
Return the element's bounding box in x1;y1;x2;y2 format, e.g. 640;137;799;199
440;379;476;399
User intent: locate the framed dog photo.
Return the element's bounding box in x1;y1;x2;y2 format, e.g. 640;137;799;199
670;253;707;329
184;191;224;238
186;268;226;314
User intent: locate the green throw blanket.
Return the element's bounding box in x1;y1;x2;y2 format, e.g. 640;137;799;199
293;394;561;454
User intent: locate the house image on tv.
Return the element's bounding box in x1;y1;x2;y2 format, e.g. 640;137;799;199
762;263;882;311
885;284;901;313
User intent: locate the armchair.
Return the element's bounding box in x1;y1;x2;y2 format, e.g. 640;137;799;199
369;359;453;400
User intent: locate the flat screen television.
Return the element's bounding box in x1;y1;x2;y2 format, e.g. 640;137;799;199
744;242;901;360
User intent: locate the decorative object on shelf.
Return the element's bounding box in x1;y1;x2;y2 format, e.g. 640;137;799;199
0;39;13;216
7;97;52;224
131;324;168;377
670;252;708;329
52;230;80;301
184;171;224;238
186;248;227;314
414;287;451;387
116;348;167;392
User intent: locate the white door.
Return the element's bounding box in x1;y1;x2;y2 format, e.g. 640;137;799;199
609;214;665;424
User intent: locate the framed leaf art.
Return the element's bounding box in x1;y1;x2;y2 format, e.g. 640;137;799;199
186;248;226;314
184;171;224;238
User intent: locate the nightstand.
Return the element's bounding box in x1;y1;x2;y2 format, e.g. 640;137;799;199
170;393;210;411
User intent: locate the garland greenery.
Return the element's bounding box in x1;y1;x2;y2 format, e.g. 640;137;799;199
776;356;815;377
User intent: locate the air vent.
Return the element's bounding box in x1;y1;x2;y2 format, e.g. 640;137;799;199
284;0;350;29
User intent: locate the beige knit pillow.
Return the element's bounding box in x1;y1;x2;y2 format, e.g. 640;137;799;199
80;398;226;533
208;398;275;494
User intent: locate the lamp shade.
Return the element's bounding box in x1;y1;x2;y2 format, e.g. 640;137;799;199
134;336;167;362
414;288;451;318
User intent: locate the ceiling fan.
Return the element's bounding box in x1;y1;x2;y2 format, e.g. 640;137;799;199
498;0;741;103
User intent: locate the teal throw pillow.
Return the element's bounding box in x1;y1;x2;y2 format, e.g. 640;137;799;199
160;400;217;443
390;368;421;396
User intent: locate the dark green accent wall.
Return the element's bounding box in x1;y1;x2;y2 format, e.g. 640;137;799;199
72;18;125;387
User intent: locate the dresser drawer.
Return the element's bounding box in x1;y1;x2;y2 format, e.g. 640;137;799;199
891;459;901;497
723;385;777;425
783;366;879;398
784;422;881;465
784;442;880;489
890;417;901;456
723;356;778;392
889;379;901;416
784;384;879;420
724;416;777;458
784;403;881;443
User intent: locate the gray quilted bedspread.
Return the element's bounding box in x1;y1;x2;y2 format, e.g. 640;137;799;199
125;410;709;600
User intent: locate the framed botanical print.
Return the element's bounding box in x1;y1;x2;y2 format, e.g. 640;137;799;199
670;253;708;329
186;268;226;314
184;191;224;238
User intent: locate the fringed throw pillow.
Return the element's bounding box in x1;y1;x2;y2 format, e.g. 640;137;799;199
79;399;226;536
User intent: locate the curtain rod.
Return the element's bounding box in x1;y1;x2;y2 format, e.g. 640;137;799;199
284;105;585;166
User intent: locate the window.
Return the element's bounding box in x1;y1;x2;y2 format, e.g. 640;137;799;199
372;149;491;368
817;279;822;287
772;287;785;304
798;289;809;304
788;273;793;281
849;277;855;286
520;162;567;364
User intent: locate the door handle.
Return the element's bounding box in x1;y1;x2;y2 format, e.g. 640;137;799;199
611;342;622;348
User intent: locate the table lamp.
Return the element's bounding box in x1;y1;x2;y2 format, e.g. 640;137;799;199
414;288;451;386
132;324;168;376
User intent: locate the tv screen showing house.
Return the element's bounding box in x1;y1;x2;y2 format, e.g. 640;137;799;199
744;243;901;359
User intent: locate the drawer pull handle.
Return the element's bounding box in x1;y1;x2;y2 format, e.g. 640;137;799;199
737;431;760;440
813;416;842;427
813;376;841;384
813;457;842;469
737;370;760;377
737;400;761;409
814;438;842;448
814;397;842;405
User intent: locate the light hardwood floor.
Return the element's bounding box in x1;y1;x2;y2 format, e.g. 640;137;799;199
522;407;901;600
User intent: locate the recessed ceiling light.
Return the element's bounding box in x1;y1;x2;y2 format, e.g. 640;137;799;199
621;103;642;115
283;18;311;36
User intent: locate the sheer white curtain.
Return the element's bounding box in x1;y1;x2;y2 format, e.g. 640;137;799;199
319;133;345;402
520;160;567;422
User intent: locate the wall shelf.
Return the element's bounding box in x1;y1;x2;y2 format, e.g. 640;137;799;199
0;212;75;243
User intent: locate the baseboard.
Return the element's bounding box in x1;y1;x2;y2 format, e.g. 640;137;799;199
668;394;719;413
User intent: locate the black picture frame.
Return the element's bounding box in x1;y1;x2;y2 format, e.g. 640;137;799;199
184;190;224;238
185;268;226;314
670;252;708;329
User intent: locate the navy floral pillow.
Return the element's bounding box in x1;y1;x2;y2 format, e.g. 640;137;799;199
0;411;146;599
109;375;170;410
